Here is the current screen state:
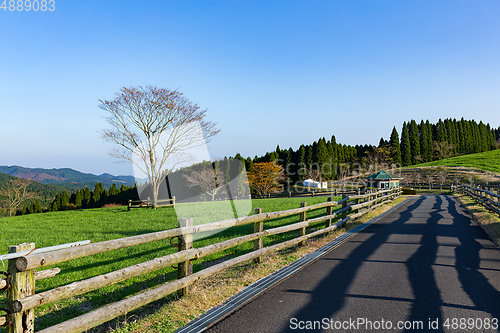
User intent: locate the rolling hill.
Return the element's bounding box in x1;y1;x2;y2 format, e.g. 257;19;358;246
0;165;136;190
412;149;500;174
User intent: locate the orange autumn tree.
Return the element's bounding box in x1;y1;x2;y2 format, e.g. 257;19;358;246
248;162;285;196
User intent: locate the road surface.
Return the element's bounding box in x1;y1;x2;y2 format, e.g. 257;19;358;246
204;195;500;332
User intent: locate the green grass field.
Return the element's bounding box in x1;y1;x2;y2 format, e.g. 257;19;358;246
0;196;341;332
413;149;500;173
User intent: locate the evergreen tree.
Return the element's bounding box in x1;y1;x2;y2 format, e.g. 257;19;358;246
436;119;447;142
75;189;83;207
297;145;306;179
245;157;254;173
33;200;42;213
109;183;118;196
82;187;91;208
316;139;330;179
409;120;421;164
389;127;402;165
61;190;70;208
330;135;338;163
401;122;412;166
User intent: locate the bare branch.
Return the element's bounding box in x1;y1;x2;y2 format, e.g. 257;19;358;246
183;167;226;201
100;86;220;206
0;179;36;217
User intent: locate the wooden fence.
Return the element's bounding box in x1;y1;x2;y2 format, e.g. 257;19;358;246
0;188;401;333
454;185;500;216
127;197;175;210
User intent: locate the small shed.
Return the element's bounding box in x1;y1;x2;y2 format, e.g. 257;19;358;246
303;179;328;189
365;170;402;189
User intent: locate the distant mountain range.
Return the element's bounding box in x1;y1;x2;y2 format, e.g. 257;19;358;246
0;165;136;190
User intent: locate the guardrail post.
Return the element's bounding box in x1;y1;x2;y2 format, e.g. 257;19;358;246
177;218;193;297
299;202;307;246
7;243;35;333
326;197;333;229
253;208;264;264
341;194;348;219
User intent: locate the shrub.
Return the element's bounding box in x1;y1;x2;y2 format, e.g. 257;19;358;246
402;187;417;195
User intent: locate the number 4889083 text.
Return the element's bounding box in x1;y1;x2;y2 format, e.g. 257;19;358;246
1;0;55;11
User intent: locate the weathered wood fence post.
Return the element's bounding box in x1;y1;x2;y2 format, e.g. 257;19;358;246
326;197;333;229
177;218;193;297
299;202;307;245
7;243;35;333
253;208;264;263
341;194;348;219
128;200;132;211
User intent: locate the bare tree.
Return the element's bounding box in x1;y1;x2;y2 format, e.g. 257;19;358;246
303;167;323;182
337;163;350;190
437;170;447;190
100;86;219;207
183;167;225;201
403;173;413;187
433;141;455;160
364;146;394;173
414;172;422;189
425;172;434;190
1;179;36;217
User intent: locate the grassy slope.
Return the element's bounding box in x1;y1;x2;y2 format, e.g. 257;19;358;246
413;149;500;173
0;196;339;332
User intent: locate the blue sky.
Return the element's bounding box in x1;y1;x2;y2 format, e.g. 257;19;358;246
1;0;499;176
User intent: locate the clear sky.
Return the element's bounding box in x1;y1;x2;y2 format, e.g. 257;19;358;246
1;0;499;176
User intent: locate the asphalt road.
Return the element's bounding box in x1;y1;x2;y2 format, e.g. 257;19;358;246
204;195;500;332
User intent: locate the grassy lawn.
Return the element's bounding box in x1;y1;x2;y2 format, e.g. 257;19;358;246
413;149;500;174
0;196;340;332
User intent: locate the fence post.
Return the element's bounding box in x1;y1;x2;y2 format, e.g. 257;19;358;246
7;243;35;333
341;194;348;220
253;208;264;264
177;218;193;297
326;197;333;229
128;200;131;211
172;196;176;208
355;191;360;214
299;202;307;246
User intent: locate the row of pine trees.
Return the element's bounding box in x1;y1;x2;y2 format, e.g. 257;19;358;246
239;135;359;182
16;183;138;216
235;118;500;182
388;118;499;167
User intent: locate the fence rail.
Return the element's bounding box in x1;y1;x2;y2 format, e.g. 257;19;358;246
455;185;500;216
127;197;175;210
1;188;401;333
